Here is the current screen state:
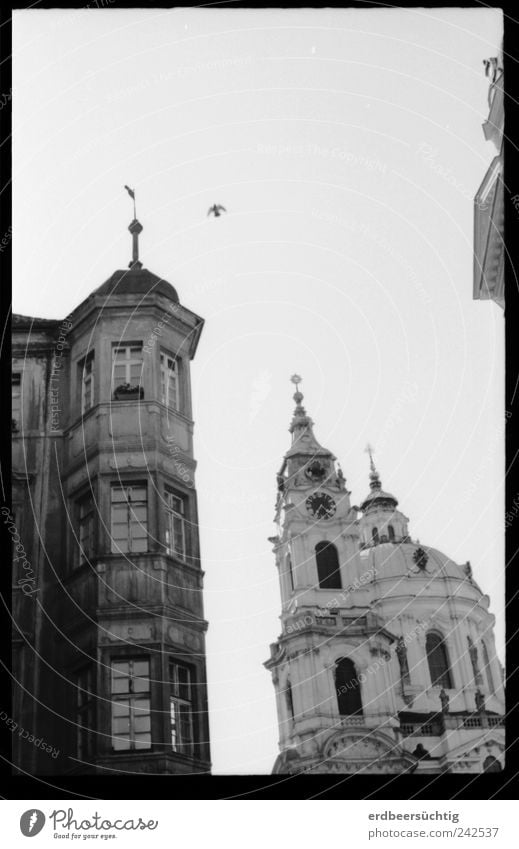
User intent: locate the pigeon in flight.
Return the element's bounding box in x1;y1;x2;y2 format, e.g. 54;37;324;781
207;204;227;218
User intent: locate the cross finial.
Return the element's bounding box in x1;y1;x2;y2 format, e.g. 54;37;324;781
290;374;304;408
365;442;375;471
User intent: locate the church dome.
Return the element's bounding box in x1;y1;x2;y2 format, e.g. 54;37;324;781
93;267;179;303
360;540;481;590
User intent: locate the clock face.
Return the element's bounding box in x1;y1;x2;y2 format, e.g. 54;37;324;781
306;492;336;520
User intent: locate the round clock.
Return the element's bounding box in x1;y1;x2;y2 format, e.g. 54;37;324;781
306;492;337;520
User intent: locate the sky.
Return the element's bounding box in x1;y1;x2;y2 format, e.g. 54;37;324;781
13;7;503;775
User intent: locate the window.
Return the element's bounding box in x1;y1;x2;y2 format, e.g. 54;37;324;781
482;641;495;695
335;657;363;716
426;631;453;689
165;490;186;559
12;373;21;428
315;542;342;589
372;527;380;544
111;484;148;554
76;667;95;760
78;494;95;564
112;344;143;393
160;352;179;410
388;525;395;542
287;554;295;591
111;659;151;751
285;681;295;722
80;353;95;413
170;661;194;756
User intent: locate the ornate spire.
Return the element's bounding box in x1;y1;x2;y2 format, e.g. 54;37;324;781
288;374;314;436
124;185;143;269
365;443;381;491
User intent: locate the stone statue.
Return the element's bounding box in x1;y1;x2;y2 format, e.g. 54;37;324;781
475;688;485;713
468;637;482;685
413;743;431;760
396;637;410;684
439;688;449;714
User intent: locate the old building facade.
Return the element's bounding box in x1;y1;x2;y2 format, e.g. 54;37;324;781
474;51;504;309
265;379;505;774
12;219;211;774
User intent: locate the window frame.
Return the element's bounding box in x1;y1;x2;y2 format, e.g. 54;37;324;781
12;372;22;427
482;641;495;695
75;666;95;760
111;342;144;394
110;482;148;555
77;492;95;565
169;660;195;756
335;657;363;716
165;488;187;560
160;350;180;411
315;541;342;590
110;657;151;752
79;351;95;414
425;631;453;689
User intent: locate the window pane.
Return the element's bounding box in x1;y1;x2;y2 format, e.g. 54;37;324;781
131;537;148;553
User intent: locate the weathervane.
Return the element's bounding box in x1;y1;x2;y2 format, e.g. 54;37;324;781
124;185;142;269
365;442;376;473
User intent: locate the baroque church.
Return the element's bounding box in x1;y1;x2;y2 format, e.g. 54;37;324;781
264;378;505;774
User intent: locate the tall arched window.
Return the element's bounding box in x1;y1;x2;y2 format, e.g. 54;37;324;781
285;681;295;722
372;527;380;544
335;658;362;716
286;554;295;591
483;756;502;772
426;631;453;688
482;641;495;695
315;542;342;589
388;525;395;542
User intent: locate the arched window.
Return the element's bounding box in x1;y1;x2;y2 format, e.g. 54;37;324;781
388;525;395;542
335;658;363;716
372;527;380;544
286;554;295;591
426;631;453;689
482;641;495;695
483;756;502;772
315;542;342;589
285;681;295;722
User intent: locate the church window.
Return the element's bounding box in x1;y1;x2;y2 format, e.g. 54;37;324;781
388;524;395;542
111;658;151;751
285;681;295;722
170;661;194;755
110;483;148;554
112;343;143;396
77;493;95;565
315;542;342;589
482;641;495;695
287;553;295;591
165;490;186;559
335;657;363;716
426;631;453;688
372;527;380;544
75;666;95;759
79;352;94;413
160;351;179;410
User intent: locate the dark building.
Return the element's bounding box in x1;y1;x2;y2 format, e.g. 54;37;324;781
11;219;211;774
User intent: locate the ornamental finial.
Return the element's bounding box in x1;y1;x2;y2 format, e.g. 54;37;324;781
365;442;381;490
290;373;304;406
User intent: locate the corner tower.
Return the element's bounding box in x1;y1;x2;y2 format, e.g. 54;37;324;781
12;214;211;774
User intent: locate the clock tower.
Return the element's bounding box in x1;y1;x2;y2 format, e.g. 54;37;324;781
264;379;504;774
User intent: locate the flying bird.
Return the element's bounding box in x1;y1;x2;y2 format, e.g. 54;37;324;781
207;204;227;218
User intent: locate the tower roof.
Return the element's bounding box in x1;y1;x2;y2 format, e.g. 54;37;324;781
93;267;179;303
360;446;398;510
284;375;336;461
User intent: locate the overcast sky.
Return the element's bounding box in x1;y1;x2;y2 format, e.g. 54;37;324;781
13;7;503;775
